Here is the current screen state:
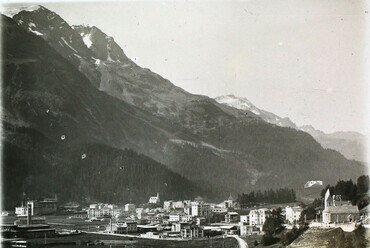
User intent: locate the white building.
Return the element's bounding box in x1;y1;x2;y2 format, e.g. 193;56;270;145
225;212;240;223
124;204;136;212
173;201;185;209
88;203;122;218
240;223;263;236
240;215;249;224
169;212;185;222
190;202;211;217
223;195;238;209
249;208;270;226
15;206;28;216
181;215;193;223
211;205;228;213
322;189;360;224
163;201;173;210
163;200;185;210
285;206;303;224
149;193;160;204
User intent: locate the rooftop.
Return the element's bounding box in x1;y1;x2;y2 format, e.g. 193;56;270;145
323;205;359;214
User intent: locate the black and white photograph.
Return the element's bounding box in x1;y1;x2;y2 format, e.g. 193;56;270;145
0;0;369;247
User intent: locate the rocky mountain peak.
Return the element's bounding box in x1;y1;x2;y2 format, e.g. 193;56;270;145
73;24;132;64
1;5;45;18
215;94;297;129
12;5;93;65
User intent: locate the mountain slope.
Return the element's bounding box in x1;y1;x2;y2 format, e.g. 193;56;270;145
300;126;366;162
1;14;209;208
3;126;205;209
2;6;367;207
215;94;297;128
216;94;366;162
12;8;259;131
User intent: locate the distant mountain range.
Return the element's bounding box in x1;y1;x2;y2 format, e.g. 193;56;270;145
1;5;366;208
215;94;366;162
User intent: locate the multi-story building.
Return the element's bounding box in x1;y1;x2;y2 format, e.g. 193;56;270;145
240;223;262;236
285;206;303;224
190;202;211;217
15;198;57;216
172;201;185;209
180;224;204;239
211;206;228;213
15;206;28;216
249;208;270;226
163;201;173;210
69;211;88;220
240;215;249;224
88;203;122;218
107;221;137;233
181;215;193;223
223;195;238;209
168;211;186;222
225;212;240;223
124;204;136;212
38;198;57;214
136;208;144;219
164;200;186;211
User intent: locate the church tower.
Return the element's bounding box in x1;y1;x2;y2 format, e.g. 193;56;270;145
324;188;331;209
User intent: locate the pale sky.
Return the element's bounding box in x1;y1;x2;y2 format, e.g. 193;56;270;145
3;0;370;134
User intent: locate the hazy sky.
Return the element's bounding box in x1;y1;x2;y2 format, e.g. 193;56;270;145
3;0;369;134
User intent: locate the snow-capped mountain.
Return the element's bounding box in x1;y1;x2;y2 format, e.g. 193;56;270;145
1;4;41;18
215;94;297;129
216;94;366;162
2;5;366;207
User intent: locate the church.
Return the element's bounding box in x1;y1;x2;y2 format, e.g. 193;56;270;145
322;189;360;224
149;193;160;204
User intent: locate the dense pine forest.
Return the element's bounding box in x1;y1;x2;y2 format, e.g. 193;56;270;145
237;188;296;207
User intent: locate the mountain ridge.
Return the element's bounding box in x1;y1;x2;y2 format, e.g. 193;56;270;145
215;93;367;162
2;6;366;208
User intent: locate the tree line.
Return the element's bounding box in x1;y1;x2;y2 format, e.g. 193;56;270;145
237;188;296;207
320;175;369;209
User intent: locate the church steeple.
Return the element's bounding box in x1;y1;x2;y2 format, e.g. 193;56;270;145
324;188;331;209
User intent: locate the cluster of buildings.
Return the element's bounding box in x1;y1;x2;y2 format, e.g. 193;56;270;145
5;190;369;241
15;197;58;216
89;193;307;238
3;203;56;239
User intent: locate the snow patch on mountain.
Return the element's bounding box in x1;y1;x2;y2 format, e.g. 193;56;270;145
29;29;43;36
1;5;43;17
82;33;92;48
60;37;78;53
169;139;231;155
215;94;297;129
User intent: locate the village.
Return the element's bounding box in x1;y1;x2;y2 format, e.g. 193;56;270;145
1;188;369;247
